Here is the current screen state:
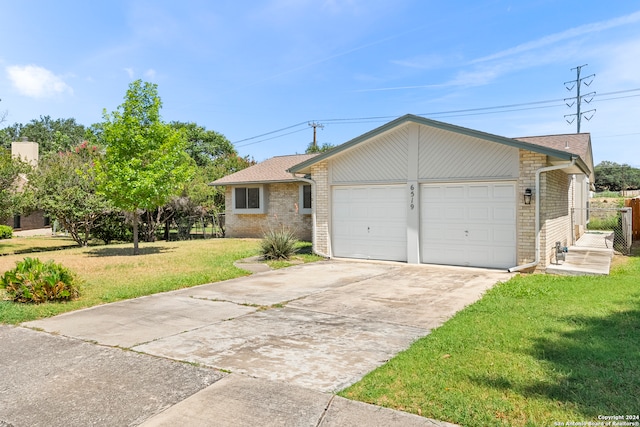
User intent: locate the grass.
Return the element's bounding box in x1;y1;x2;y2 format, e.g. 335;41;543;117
0;238;265;324
0;235;80;255
341;252;640;426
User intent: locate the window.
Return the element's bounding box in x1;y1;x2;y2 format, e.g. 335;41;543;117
299;184;312;214
233;186;264;214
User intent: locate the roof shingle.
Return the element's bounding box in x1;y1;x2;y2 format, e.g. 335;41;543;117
210;154;318;185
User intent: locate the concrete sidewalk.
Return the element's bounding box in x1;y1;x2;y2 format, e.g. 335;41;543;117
3;261;507;426
545;231;614;276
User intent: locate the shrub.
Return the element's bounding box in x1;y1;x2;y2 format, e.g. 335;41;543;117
0;225;12;239
92;210;132;244
260;226;299;260
1;257;81;303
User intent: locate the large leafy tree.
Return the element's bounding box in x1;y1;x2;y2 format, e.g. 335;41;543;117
594;161;640;192
0;116;87;155
170;121;236;168
96;80;193;254
32;142;110;246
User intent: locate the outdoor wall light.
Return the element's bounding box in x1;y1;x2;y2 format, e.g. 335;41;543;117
524;188;532;205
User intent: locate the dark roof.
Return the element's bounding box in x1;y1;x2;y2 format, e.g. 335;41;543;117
210;154;317;186
515;133;594;180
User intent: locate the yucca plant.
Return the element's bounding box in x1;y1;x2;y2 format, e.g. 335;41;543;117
260;226;299;260
1;257;81;303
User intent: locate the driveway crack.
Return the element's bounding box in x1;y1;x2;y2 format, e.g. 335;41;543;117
315;394;336;427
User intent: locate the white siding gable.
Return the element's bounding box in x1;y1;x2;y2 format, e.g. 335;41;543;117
418;126;519;180
331;124;409;183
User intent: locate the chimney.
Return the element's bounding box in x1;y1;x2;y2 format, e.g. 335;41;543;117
11;139;39;166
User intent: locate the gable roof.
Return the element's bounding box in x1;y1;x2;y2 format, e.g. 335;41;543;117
210;153;317;186
288;114;592;176
514;133;594;180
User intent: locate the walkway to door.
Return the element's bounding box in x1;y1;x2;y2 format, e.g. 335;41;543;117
545;231;615;276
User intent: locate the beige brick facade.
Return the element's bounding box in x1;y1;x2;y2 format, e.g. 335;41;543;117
517;150;544;267
311;161;330;256
517;149;573;271
539;169;572;268
224;183;312;240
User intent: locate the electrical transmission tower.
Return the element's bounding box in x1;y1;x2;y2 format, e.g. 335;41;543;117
308;121;324;150
564;64;596;133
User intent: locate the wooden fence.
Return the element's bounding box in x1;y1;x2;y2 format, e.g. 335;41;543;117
624;198;640;241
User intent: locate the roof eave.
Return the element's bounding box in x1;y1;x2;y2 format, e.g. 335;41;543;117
288;114;593;174
209;178;306;186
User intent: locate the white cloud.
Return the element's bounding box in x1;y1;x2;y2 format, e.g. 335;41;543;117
6;65;73;98
124;67;135;79
471;10;640;64
144;69;157;80
391;54;447;70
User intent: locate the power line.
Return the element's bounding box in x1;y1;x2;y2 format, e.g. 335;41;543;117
233;120;308;144
231;87;640;145
564;64;596;133
235;127;308;148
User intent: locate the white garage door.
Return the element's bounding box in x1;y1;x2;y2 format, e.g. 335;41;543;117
421;182;516;269
332;185;407;261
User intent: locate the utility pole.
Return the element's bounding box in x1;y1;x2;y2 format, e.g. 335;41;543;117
308;121;324;150
564;64;596;133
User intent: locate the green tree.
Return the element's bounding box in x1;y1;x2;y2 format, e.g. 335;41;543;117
595;161;640;192
170;122;236;167
96;80;193;255
305;141;334;154
0;116;86;155
186;153;255;212
0;149;30;221
32;142;110;246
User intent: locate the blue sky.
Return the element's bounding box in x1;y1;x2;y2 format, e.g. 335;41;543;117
1;1;640;166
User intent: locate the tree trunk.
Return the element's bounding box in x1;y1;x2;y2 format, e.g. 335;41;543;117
132;210;139;255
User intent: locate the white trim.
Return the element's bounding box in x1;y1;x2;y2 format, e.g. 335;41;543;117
232;184;265;214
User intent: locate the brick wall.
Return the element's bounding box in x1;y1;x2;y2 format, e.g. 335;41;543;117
540;169;571;267
517;150;545;267
2;210;49;231
517;150;572;270
224;183;312;240
311;161;330;256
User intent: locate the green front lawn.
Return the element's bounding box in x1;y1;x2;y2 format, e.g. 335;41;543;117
341;255;640;426
1;239;325;324
1;238;323;324
0;235;80;255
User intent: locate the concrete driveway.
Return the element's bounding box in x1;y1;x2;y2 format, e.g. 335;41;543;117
5;260;509;426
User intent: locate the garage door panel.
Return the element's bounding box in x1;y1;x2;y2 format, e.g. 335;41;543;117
421;182;516;269
468;229;489;242
469;207;490;220
443;186;465;199
493;226;516;243
494;207;516;221
494;184;516;198
332;185;407;262
422;226;446;240
468;185;489;198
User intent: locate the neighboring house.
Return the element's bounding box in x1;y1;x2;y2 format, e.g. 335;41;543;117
2;139;50;231
210;153;318;240
214;114;595;272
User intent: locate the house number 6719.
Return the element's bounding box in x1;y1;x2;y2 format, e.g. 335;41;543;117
410;184;415;210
